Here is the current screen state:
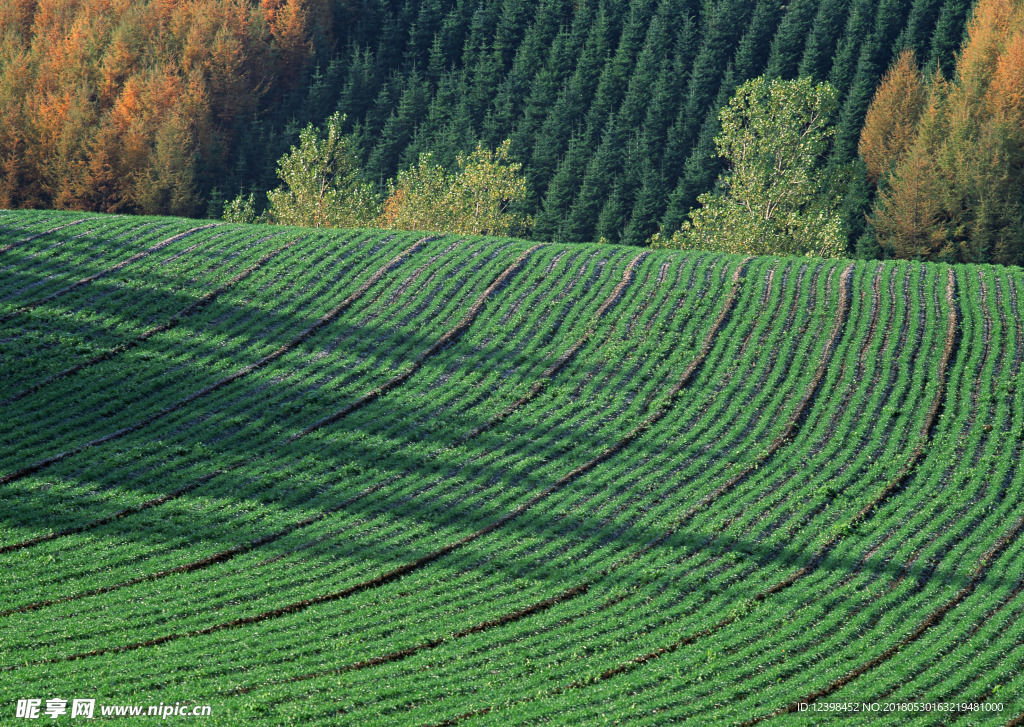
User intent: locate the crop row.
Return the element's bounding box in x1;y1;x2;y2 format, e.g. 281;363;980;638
3;215;1023;724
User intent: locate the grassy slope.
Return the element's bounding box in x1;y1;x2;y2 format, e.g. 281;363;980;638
1;210;1022;725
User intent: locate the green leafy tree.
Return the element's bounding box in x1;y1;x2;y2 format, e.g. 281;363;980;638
652;76;849;257
226;112;380;228
380;139;530;236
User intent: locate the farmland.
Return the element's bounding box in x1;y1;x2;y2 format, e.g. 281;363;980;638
1;210;1023;724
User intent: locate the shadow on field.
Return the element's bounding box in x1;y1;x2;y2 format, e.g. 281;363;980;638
0;236;990;615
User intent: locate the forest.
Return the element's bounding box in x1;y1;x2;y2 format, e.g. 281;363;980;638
1;0;1022;263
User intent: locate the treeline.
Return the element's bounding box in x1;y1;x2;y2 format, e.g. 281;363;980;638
297;0;974;247
860;0;1024;265
0;0;974;251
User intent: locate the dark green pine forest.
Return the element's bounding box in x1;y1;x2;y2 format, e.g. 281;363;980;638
226;0;973;249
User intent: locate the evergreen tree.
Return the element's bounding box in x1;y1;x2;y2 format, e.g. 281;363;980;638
621;157;668;245
894;0;945;60
662;69;737;232
583;0;655;148
827;0;879;97
562;115;626;242
528;10;610;203
508;29;572;172
404;0;445;69
680;0;752;151
365;71;430;183
596;183;631;243
764;0;818;79
616;2;672;132
799;0;853;80
533;133;588;239
832;0;910;161
926;0;972;77
337;48;381;125
733;0;785;80
481;0;568;145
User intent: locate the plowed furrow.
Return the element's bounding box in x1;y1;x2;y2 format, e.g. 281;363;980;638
215;260;752;695
1;251;642;616
0;224;219;323
0;239;430;504
1;233;299;407
4;256;746;668
419;269;959;727
0;218;89;254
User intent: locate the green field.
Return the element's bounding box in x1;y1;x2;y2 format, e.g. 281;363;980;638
1;211;1023;725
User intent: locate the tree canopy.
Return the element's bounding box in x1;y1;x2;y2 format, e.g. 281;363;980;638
651;76;849;258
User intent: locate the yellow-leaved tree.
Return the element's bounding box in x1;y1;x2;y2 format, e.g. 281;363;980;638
380;140;530;236
650;76;849;258
864;0;1024;264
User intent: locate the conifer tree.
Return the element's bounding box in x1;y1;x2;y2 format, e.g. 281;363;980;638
621;159;669;246
859;49;927;184
734;0;785;79
866;0;1024;265
533;133;587;239
799;0;853;80
827;0;879;97
365;72;430;183
562;116;626;242
764;0;819;79
926;0;972;76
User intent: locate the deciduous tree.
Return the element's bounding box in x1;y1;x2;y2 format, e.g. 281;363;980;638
652;76;848;257
257;112;379;228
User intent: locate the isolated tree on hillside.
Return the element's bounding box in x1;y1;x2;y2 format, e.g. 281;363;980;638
652;76;849;257
380;139;530;236
225;112;379;227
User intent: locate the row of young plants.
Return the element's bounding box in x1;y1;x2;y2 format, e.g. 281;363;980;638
0;223;749;696
487;268;1007;727
4;215;1024;724
561;264;950;724
339;260;937;724
0;223;308;404
0;223;400;526
234;259;937;724
2;254;823;716
209;255;864;724
0;231;519;575
0;244;696;651
767;269;1024;725
0;227;643;610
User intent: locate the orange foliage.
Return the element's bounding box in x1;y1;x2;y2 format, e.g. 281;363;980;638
0;0;328;215
865;0;1024;264
381;188;407;228
859;50;927;184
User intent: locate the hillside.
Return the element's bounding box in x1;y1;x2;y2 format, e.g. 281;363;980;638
2;211;1023;724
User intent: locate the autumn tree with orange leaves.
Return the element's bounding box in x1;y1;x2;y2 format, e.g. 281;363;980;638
862;0;1024;265
0;0;329;216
